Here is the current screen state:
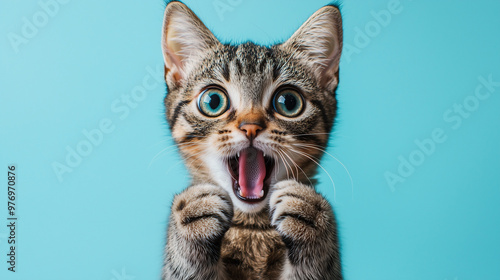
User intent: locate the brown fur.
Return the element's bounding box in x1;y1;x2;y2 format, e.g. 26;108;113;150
222;210;286;279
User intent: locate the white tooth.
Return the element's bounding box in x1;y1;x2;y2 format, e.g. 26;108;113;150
237;151;240;157
238;187;243;197
264;153;266;157
260;189;264;197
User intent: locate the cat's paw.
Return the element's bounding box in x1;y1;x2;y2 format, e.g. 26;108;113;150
269;180;332;242
172;184;233;241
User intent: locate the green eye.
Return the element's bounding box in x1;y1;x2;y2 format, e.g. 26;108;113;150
273;88;304;118
198;87;230;117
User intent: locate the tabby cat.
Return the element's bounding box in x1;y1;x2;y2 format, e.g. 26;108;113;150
161;1;343;279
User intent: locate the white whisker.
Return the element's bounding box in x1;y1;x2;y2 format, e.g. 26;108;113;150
293;143;354;199
148;142;198;168
276;149;290;180
286;132;332;137
164;149;205;176
279;147;314;187
279;147;298;179
288;147;337;202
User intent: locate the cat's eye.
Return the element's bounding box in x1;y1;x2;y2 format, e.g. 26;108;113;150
198;87;230;117
273;88;304;118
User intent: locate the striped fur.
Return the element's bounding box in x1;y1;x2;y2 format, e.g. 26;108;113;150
161;2;343;279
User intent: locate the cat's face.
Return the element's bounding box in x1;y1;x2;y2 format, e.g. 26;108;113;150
162;2;342;213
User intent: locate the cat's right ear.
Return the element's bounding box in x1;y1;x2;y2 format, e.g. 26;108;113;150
162;1;220;86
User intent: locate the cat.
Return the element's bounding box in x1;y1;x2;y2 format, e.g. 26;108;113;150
161;1;343;279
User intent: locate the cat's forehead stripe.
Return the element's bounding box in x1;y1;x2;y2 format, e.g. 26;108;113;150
221;62;230;82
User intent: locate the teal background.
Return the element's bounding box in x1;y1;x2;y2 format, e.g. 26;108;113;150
1;0;500;279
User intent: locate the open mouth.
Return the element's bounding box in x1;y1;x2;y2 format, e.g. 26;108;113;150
226;147;275;203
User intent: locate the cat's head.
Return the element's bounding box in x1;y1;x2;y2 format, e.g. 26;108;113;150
161;1;342;213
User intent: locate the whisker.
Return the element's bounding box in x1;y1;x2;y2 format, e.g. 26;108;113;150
280;147;314;187
191;154;207;178
148;138;174;148
293;143;354;199
148;142;198;168
276;149;290;180
281;149;295;180
272;149;281;182
148;146;179;168
279;147;298;180
285;132;332;137
164;149;205;176
148;134;209;148
288;147;337;203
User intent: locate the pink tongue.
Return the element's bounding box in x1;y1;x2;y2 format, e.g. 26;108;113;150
238;147;266;198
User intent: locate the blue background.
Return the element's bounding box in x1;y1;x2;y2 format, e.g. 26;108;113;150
1;0;499;279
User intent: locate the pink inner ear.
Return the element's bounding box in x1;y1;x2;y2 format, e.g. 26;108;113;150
163;44;185;83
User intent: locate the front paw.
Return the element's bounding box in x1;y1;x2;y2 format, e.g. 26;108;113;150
269;180;332;242
172;184;233;241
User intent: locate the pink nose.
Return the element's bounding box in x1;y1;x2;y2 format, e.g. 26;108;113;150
239;123;263;140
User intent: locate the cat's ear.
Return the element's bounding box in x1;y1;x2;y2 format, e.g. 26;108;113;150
280;6;343;89
162;1;220;85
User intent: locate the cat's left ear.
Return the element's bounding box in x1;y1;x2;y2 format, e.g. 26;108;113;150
280;6;343;90
162;1;220;86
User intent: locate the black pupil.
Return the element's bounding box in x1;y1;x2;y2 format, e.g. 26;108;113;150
208;93;221;110
283;93;297;111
